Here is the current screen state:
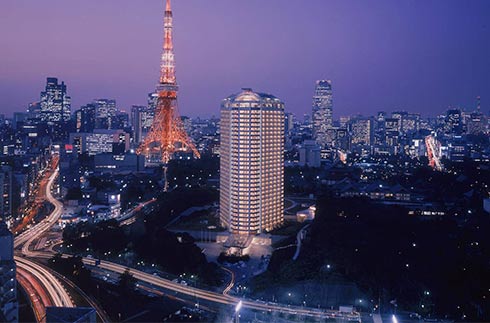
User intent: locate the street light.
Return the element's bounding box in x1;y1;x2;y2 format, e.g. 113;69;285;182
392;314;398;323
235;301;242;323
235;300;242;312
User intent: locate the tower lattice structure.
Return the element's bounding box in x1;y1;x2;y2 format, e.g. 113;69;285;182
137;0;200;164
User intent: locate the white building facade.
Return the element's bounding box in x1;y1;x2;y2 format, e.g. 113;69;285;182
220;88;284;235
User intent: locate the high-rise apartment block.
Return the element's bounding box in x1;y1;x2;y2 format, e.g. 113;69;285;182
220;88;284;235
0;222;18;323
40;77;71;123
312;80;333;147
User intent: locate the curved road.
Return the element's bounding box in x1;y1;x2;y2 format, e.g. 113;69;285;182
14;163;74;317
84;259;360;321
16;266;51;322
22;161;360;322
292;224;310;261
14;163;63;251
15;257;72;308
32;244;360;320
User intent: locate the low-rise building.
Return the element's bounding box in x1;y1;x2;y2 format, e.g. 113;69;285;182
299;140;321;167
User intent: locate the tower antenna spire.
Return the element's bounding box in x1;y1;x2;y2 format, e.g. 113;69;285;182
137;0;200;165
160;0;175;85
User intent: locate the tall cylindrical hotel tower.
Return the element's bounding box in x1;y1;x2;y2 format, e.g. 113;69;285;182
220;88;284;235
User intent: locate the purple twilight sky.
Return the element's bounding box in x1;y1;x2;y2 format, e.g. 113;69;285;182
1;0;490;119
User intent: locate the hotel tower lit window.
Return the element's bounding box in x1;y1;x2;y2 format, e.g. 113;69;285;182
220;88;284;235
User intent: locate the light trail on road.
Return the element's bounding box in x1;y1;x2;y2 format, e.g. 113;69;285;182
221;266;235;295
15;164;63;254
80;258;361;321
12;157;58;235
117;198;157;226
15;257;73;308
425;135;443;171
16;267;50;323
32;236;361;319
13;158;76;322
20;158;360;321
14;159;60;252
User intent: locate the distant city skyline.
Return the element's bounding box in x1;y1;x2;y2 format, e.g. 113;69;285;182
1;0;490;118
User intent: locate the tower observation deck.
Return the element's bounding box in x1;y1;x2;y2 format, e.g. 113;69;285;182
137;0;200;164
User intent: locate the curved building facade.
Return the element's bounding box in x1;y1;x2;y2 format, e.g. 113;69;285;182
220;88;284;235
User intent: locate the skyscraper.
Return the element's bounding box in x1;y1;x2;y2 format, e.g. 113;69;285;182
349;117;374;146
467;97;487;135
284;112;294;136
391;111;406;132
94;99;117;129
312;80;333;147
75;104;96;133
131;105;154;144
220;88;284;235
402;113;420;134
0;167;12;226
147;92;159;112
385;118;400;150
0;222;18;323
40;77;71;123
27;102;41;120
445;109;463;135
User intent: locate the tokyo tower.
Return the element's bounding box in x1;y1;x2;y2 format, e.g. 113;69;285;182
137;0;200;164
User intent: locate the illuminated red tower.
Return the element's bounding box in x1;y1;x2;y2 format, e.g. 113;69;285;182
137;0;200;164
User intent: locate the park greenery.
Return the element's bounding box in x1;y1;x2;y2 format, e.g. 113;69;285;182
63;185;222;286
259;160;490;321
